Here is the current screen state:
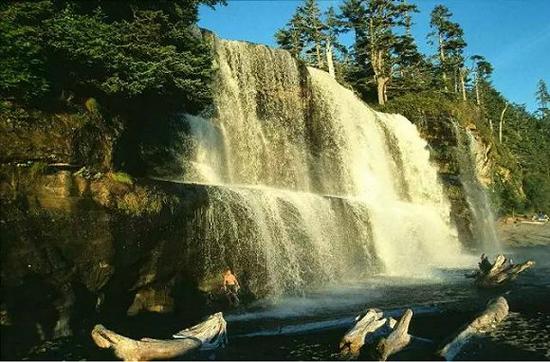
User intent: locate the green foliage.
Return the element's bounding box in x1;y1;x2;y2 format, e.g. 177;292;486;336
535;79;550;120
0;1;52;103
275;1;346;71
109;171;134;186
340;0;419;104
428;5;467;95
275;12;306;59
380;90;456;123
0;0;225;115
524;173;550;212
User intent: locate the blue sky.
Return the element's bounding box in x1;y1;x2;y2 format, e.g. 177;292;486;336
199;0;549;112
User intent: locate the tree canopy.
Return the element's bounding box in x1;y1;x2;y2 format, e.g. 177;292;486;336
0;0;225;114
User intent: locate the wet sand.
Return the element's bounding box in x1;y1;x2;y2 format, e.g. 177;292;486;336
498;221;550;247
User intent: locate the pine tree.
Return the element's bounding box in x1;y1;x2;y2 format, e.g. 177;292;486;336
470;55;493;106
428;5;467;97
300;0;325;68
340;0;417;105
324;6;342;78
535;80;550;120
275;13;306;59
275;0;325;67
391;3;432;94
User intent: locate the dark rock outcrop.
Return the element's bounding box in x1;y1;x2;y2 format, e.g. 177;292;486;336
0;166;214;358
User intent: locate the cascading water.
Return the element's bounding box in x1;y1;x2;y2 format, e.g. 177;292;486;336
177;36;467;297
454;123;501;253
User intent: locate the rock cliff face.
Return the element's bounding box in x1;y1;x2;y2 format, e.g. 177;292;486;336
417;116;503;249
416;116;476;247
0;106;120;170
0;166;216;358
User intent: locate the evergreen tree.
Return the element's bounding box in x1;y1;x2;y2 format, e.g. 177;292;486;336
470;55;493;106
390;3;432;95
338;0;371;98
535;79;550;120
428;5;467;97
0;0;226;114
301;0;325;68
324;6;344;78
340;0;417;105
275;13;306;59
0;1;53;104
276;1;348;78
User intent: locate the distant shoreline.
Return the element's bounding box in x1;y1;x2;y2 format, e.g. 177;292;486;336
498;218;550;247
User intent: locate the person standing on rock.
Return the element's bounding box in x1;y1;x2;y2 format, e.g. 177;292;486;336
223;268;240;306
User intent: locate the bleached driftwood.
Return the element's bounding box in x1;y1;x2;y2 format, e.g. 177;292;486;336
339;309;387;359
438;297;509;360
376;309;413;361
339;309;413;360
91;312;227;361
468;254;535;288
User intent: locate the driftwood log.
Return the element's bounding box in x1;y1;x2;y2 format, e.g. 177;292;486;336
91;312;227;361
438;297;509;360
468;254;535;288
339;308;413;360
376;309;413;361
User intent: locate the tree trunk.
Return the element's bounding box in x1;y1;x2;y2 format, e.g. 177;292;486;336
438;33;448;91
377;77;389;106
326;40;335;78
339;309;388;359
438;297;509;360
315;42;323;69
453;69;459;94
460;68;467;101
91;313;227;361
499;103;509;143
475;77;481;105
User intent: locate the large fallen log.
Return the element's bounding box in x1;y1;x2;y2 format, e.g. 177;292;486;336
339;309;413;360
91;312;227;361
438;297;509;360
467;254;535;288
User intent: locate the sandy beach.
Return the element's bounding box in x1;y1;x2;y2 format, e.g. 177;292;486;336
498;220;550;247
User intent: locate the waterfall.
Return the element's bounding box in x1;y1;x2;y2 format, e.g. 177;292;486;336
177;37;466;297
454;124;500;252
